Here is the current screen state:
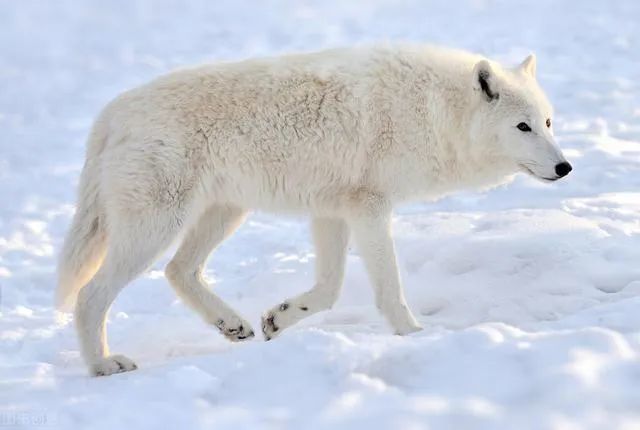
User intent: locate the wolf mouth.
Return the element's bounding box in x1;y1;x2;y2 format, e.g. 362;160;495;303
519;164;558;182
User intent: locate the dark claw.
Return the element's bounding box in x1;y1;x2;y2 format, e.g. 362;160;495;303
299;306;308;311
227;324;243;335
261;313;279;340
267;315;279;332
237;330;255;340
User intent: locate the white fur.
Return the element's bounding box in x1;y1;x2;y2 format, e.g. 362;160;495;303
56;45;569;376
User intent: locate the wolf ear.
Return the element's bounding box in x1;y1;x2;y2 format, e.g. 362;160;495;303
472;60;499;102
519;54;536;77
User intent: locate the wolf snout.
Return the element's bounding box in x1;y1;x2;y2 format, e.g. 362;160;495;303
554;161;572;178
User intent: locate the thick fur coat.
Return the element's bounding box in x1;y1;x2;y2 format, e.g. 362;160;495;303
57;45;570;376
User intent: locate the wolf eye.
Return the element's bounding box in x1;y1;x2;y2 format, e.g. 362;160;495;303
546;118;551;128
517;122;532;132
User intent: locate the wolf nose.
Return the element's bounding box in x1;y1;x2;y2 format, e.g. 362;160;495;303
555;162;572;178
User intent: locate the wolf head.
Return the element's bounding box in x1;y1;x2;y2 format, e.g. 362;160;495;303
468;54;571;182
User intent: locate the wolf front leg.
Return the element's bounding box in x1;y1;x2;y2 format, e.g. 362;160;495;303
261;217;349;340
348;193;422;335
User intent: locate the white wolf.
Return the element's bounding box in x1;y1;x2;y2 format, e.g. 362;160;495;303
57;45;571;376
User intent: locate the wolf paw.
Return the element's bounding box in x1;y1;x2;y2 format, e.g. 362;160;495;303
392;316;423;336
394;323;423;336
215;318;255;342
261;302;298;341
91;354;138;377
261;301;308;340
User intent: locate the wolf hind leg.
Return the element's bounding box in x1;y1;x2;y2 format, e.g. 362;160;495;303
75;209;183;376
165;204;254;341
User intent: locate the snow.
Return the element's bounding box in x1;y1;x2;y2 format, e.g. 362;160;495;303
2;1;640;429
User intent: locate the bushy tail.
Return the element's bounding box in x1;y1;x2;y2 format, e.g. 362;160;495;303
56;121;109;312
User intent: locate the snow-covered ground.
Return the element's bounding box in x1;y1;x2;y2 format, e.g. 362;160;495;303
2;1;640;429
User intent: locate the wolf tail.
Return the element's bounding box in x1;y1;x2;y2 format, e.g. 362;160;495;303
56;119;109;312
